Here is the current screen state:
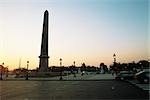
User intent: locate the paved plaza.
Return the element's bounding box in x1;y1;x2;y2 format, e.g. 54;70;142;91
2;73;116;81
0;73;149;100
0;80;149;100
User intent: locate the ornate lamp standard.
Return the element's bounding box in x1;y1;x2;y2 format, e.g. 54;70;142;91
73;61;76;77
59;58;63;80
113;53;118;75
6;66;8;77
25;61;29;80
0;63;4;80
113;53;116;64
73;61;75;66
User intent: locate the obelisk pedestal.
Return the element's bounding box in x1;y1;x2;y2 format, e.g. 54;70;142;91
39;10;49;72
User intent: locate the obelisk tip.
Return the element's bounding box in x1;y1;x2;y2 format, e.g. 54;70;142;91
45;10;48;13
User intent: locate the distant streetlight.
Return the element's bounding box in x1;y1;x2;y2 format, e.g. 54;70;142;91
73;61;75;66
6;66;8;77
25;61;29;80
0;63;4;80
59;58;63;80
113;53;117;70
73;61;76;77
113;53;116;63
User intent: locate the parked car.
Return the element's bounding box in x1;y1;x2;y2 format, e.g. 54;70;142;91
115;71;135;80
134;70;149;84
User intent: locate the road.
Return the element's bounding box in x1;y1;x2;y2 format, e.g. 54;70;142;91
0;80;149;100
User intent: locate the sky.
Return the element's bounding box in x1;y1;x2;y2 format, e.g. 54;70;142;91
0;0;149;70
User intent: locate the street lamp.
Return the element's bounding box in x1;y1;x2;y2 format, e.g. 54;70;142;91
73;61;75;66
26;61;29;80
113;53;119;75
6;66;8;77
113;53;116;63
59;58;63;80
73;61;76;77
0;63;4;80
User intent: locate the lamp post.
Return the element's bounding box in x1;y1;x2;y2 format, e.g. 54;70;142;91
59;58;63;80
26;61;29;80
73;61;75;66
113;53;118;75
0;63;4;80
6;66;8;77
113;54;116;64
73;61;76;77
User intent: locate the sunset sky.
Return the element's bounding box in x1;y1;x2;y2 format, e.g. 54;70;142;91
0;0;149;70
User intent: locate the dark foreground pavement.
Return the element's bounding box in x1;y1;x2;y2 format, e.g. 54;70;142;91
0;80;149;100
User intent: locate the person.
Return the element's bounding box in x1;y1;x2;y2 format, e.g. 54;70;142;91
81;71;85;76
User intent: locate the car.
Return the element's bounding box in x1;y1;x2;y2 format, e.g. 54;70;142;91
134;70;149;84
115;71;135;81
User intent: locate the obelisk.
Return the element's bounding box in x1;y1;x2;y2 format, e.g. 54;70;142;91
39;10;49;72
